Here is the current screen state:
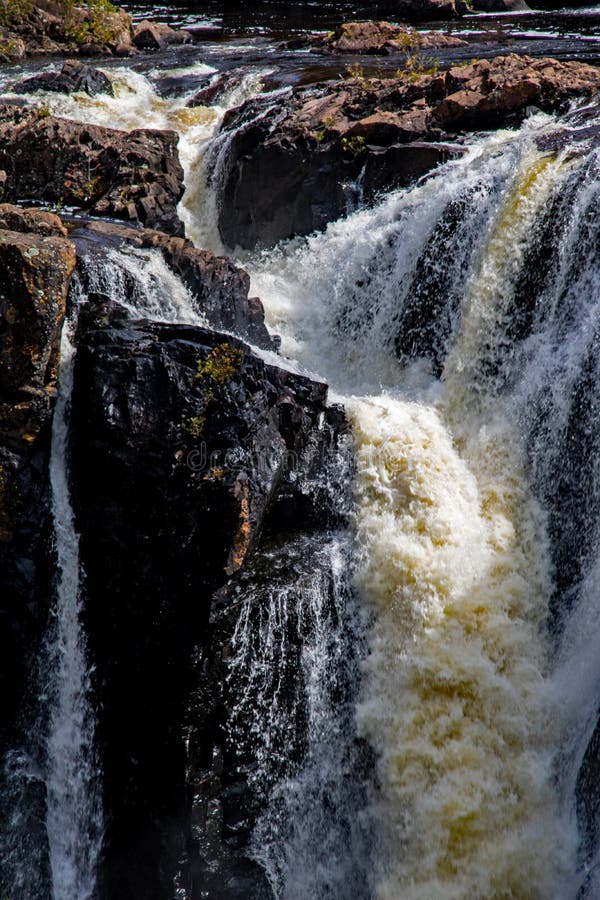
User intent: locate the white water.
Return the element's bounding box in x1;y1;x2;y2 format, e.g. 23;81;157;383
46;298;103;900
237;111;600;898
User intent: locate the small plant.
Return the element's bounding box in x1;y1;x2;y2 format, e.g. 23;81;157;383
196;343;243;385
185;415;205;438
397;52;440;82
35;103;51;118
341;134;366;158
391;27;419;51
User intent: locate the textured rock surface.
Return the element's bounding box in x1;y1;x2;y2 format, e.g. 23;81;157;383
216;54;600;248
0;0;133;58
133;19;192;50
309;20;467;53
0;105;184;234
12;58;114;96
0;205;76;794
69;218;273;348
69;306;346;899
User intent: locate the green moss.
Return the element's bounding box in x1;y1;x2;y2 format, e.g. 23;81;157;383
195;343;243;385
184;415;205;438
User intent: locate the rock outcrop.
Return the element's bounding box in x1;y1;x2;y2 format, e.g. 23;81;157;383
0;105;184;235
69;218;273;348
12;58;114;96
215;54;600;248
68;304;347;899
304;20;467;54
0;0;133;58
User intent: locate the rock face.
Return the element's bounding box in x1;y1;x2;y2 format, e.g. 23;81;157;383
0;205;75;802
0;0;133;58
68;303;347;899
12;58;114;96
216;54;600;249
0;105;184;235
69;218;273;348
386;0;469;19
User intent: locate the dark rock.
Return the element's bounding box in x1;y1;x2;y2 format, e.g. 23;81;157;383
68;305;344;899
68;218;274;348
12;59;114;97
133;19;192;50
216;54;600;249
0;207;76;864
362;140;467;201
187;69;248;108
0;105;185;235
384;0;469;19
472;0;529;9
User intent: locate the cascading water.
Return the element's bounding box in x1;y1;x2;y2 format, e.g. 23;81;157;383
225;534;371;900
240;107;600;897
45;297;103;900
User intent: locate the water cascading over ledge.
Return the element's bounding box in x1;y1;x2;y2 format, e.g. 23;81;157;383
244;105;600;899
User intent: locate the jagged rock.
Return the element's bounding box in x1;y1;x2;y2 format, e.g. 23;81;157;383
0;105;184;235
12;59;114;97
362;140;467;200
472;0;529;9
69;307;345;900
314;20;467;54
390;0;469;19
69;218;273;348
0;1;133;57
216;54;600;249
186;68;247;108
133;19;192;50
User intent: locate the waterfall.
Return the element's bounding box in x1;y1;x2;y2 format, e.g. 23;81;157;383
45;295;103;900
225;533;371;900
244;106;600;897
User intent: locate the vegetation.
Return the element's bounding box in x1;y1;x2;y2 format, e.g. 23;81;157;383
64;0;122;46
196;344;243;385
397;52;440;82
340;134;366;158
184;415;206;438
0;0;32;27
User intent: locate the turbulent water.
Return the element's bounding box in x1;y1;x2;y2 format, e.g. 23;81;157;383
3;26;600;900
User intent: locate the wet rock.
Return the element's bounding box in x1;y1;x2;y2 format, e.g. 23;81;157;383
186;68;248;108
216;54;600;248
68;218;273;348
12;59;114;97
133;19;192;50
315;20;467;54
362;140;467;201
386;0;469;19
472;0;529;9
0;105;184;235
0;206;76;824
69;306;343;900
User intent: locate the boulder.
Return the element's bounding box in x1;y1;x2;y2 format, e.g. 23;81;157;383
0;105;185;235
391;0;469;19
187;68;248;108
133;19;192;50
11;59;114;97
215;54;600;249
68;218;274;349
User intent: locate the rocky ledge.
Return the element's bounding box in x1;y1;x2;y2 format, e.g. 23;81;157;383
215;53;600;248
0;104;184;234
289;19;467;53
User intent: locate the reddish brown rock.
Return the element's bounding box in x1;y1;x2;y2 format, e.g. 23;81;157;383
0;106;185;235
216;54;600;248
318;20;467;54
0;1;133;58
133;19;192;50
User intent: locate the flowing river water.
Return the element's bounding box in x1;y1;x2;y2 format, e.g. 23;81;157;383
2;4;600;898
